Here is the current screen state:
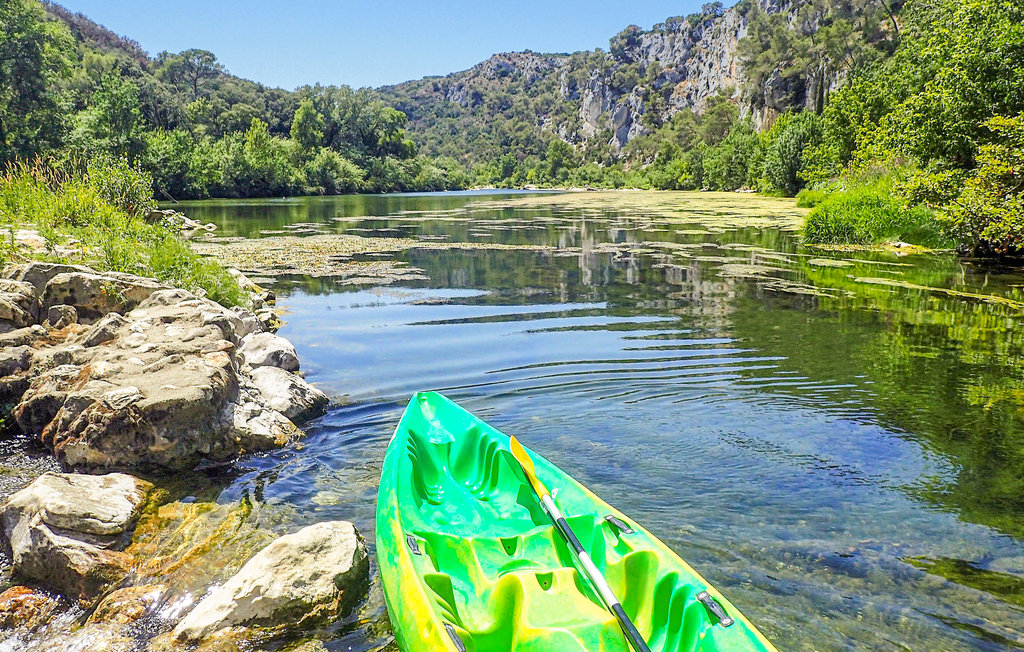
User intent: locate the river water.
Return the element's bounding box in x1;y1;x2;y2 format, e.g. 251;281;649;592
29;190;1024;651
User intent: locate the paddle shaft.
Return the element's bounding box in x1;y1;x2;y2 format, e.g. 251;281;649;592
539;494;652;652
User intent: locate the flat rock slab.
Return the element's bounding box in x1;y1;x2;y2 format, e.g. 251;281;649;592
172;521;368;641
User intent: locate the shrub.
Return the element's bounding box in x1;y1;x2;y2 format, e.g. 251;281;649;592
0;157;245;305
803;179;950;248
795;187;829;208
941;114;1024;254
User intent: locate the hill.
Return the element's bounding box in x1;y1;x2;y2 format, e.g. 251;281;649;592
380;0;901;165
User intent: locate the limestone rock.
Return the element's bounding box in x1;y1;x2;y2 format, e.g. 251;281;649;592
239;332;299;371
0;278;41;332
172;521;368;641
78;312;128;347
249;366;328;423
12;287;299;470
0;345;33;377
40;271;167;322
3;262;95;293
5;264;308;471
0;472;152;602
46;304;78;329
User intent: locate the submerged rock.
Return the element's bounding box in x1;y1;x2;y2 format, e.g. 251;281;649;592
0;472;153;603
172;521;369;641
0;585;66;631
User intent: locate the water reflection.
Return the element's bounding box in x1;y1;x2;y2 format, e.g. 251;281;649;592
175;191;1024;650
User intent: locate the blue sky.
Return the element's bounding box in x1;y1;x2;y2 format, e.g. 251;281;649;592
58;0;706;90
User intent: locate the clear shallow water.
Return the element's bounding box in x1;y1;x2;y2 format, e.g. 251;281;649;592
104;193;1024;648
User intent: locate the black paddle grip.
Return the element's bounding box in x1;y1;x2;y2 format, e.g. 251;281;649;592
554;517;586;555
612;603;653;652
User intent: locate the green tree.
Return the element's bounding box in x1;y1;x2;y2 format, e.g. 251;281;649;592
158;49;224;100
72;72;146;159
761;111;823;195
943;114;1024;254
545;139;575;180
290;99;325;150
0;0;73;161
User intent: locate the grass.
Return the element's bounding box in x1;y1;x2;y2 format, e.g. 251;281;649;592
0;158;246;307
802;175;952;249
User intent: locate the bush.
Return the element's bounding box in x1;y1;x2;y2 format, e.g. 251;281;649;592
795;187;829;208
803;179;950;248
0;157;245;305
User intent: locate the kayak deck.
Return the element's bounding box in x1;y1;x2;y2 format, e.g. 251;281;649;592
377;392;777;652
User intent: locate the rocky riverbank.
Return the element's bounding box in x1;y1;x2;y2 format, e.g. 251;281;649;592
0;262;369;650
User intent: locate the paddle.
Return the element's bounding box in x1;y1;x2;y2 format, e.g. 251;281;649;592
510;435;652;652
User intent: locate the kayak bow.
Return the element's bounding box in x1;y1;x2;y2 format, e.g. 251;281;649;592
376;392;778;652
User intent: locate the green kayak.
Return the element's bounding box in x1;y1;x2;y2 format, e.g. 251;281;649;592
376;392;778;652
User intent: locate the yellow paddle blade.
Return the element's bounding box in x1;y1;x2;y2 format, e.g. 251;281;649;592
509;435;550;499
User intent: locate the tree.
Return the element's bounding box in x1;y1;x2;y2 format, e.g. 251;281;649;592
159;49;224;100
72;72;146;159
0;0;73;161
943;114;1024;254
761;111;823;195
545;139;575;180
290;99;325;150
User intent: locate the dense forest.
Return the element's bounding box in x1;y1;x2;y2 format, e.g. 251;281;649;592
0;0;471;199
1;0;1022;253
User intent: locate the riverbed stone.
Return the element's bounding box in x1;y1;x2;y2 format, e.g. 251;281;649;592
172;521;369;641
239;332;299;371
88;584;168;625
249;366;328;423
0;585;66;631
0;472;153;602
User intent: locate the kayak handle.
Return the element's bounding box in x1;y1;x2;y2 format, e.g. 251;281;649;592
696;591;735;627
605;514;635;534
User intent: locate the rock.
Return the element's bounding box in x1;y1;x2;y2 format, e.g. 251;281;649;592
230;307;263;339
88;584;167;625
172;521;368;641
0;279;41;332
239;332;299;372
0;324;46;348
0;345;33;377
254;308;283;332
3;262;95;293
78;312;128;347
12;364;82;436
12;287;299;470
249;366;328;423
0;472;152;602
40;271;167;322
46;304;77;329
0;585;66;631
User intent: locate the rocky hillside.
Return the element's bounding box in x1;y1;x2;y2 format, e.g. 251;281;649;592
380;0;896;164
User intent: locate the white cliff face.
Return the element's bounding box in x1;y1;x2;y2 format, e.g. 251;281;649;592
383;0;836;155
